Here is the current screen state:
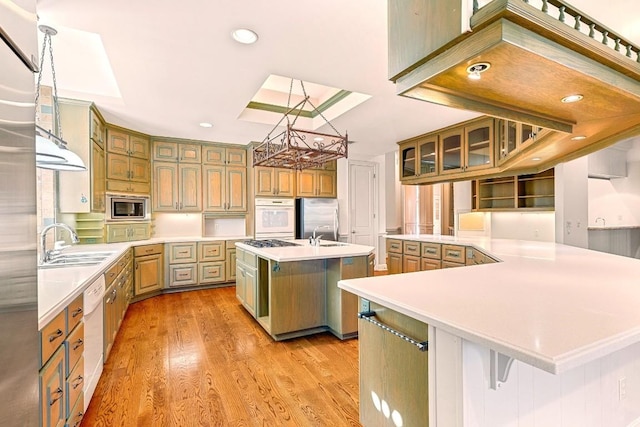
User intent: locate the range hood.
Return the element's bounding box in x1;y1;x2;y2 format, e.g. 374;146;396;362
389;0;640;173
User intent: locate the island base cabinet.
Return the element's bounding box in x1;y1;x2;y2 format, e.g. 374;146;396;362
359;300;429;427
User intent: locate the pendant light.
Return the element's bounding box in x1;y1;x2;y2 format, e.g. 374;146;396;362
35;25;86;171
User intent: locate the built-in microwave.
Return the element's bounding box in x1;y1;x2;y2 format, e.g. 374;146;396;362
106;194;150;221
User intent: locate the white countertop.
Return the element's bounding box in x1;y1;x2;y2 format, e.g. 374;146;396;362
235;239;375;262
338;235;640;375
38;235;251;329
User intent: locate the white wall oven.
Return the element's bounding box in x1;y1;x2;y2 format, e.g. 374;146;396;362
254;198;295;240
106;194;150;221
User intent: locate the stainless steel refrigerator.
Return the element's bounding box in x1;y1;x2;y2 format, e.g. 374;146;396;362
0;1;39;425
295;198;340;241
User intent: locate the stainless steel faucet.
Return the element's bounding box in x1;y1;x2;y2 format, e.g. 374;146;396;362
595;217;606;227
40;223;80;263
310;225;330;246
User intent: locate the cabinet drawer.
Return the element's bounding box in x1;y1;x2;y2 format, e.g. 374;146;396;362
168;243;197;264
169;264;198;287
442;260;465;269
67;293;84;333
386;239;402;254
66;321;84;376
198;241;225;262
403;241;421;256
421;242;441;259
199;262;226;284
237;249;257;268
466;247;497;265
41;310;66;366
105;262;119;287
442;244;465;264
67;392;84;427
421;258;441;271
134;243;163;257
66;355;84;417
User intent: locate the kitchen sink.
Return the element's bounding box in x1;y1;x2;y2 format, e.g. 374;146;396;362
39;251;116;269
318;242;348;247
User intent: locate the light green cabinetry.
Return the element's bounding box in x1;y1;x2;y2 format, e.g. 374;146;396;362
105;222;150;243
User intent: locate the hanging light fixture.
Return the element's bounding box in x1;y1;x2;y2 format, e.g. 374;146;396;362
252;79;348;170
35;25;86;171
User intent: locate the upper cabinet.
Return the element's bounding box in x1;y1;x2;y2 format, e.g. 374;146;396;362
295;160;337;198
399;117;497;184
496;120;549;166
153;140;202;164
202;146;247;213
202;146;246;167
255;167;296;197
58;99;107;213
106;128;150;194
152;140;203;212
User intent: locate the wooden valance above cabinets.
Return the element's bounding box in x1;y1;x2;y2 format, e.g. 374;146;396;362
389;0;640;175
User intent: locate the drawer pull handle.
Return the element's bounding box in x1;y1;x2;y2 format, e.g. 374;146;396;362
49;388;63;406
447;251;460;258
425;247;436;254
73;339;84;350
48;329;64;342
145;248;154;253
73;414;84;427
71;307;83;318
71;375;84;389
358;311;428;352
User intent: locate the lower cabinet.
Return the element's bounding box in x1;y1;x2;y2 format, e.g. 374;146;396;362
134;244;164;298
39;293;85;427
103;250;133;362
166;241;238;288
235;247;257;316
359;300;429;427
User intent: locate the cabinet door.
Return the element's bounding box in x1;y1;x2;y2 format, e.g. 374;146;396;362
203;165;225;211
403;254;421;273
387;252;403;275
236;263;246;303
440;128;463;173
421;258;441;270
152;140;178;161
106;129;129;155
226;147;247;166
135;254;163;296
129;223;150;241
202;146;226;165
105;224;130;243
103;285;118;361
90;109;105;148
316;170;337;198
106;153;130;181
153;162;178;211
129;135;150;159
274;168;295;197
418;137;438;176
91;141;105;212
244;266;257;316
400;142;417;179
40;347;66;427
179;164;202;211
129;157;150;183
296;170;317;197
226;167;247;212
226;247;237;282
254;167;275;196
179;144;201;163
497;119;518;163
465;119;493;170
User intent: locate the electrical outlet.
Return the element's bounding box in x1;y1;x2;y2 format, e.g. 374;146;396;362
618;377;627;400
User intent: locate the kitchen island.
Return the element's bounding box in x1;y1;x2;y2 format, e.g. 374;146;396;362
235;240;375;341
339;235;640;426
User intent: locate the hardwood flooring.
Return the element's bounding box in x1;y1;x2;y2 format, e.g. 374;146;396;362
81;286;362;427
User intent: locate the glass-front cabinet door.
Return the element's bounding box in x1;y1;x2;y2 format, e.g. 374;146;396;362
440;129;463;173
465;118;493;171
497;120;546;165
400;144;417;179
418;137;437;176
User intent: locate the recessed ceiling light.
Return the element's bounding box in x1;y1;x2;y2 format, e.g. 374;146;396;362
232;28;258;44
571;135;587;140
561;94;583;103
466;62;491;80
199;122;213;128
531;157;542;161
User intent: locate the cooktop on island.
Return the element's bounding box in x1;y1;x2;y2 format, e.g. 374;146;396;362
242;239;299;248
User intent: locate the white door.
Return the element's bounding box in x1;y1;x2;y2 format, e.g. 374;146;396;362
349;161;377;248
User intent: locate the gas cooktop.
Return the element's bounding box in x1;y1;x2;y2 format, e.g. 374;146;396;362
242;239;300;248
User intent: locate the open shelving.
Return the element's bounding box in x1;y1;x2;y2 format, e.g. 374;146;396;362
472;169;554;211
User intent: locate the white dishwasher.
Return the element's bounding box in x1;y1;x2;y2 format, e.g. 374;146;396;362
83;274;105;411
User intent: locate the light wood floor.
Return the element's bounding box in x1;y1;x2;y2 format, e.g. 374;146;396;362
81;286;362;427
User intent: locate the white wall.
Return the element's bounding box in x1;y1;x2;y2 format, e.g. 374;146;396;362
588;140;640;227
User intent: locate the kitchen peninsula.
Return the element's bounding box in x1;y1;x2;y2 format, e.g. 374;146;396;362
339;235;640;426
235;240;375;341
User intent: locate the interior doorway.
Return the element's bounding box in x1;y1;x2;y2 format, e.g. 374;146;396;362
402;183;454;235
348;160;378;249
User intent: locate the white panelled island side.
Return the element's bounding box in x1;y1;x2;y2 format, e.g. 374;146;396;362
338;235;640;427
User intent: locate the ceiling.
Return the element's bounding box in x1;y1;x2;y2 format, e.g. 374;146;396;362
34;0;640;158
